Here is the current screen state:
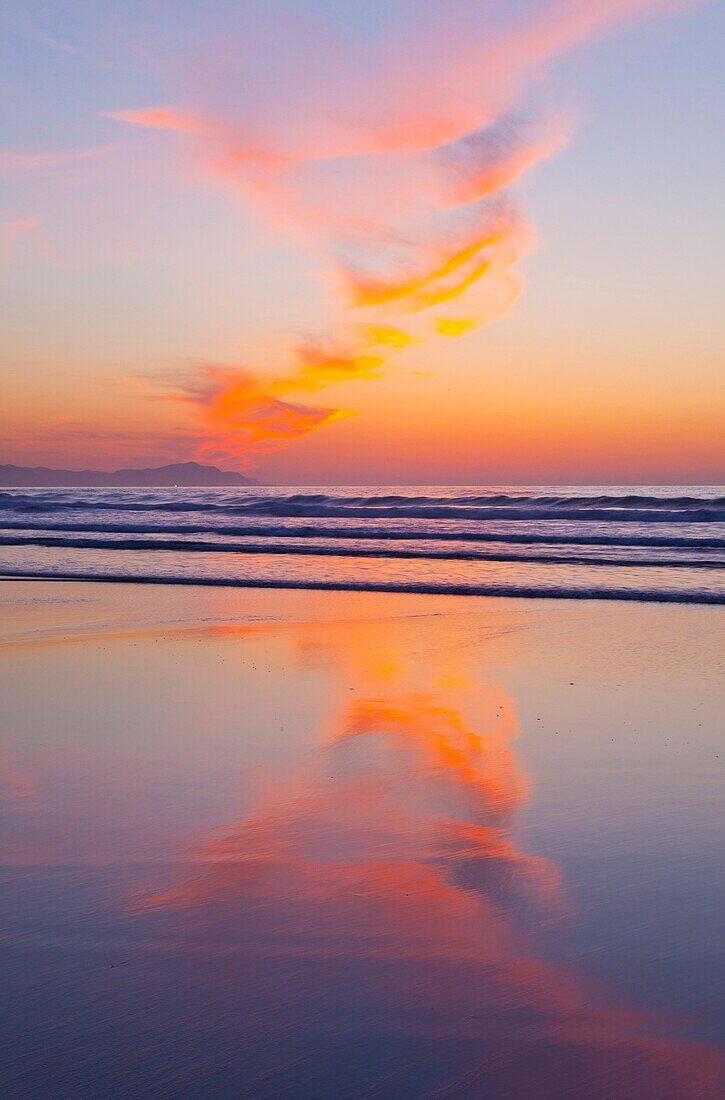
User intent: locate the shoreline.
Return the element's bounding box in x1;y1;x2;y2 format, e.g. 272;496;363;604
2;570;724;605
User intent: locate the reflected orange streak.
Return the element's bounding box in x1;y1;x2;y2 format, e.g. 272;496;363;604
128;617;723;1096
131;708;723;1094
337;694;523;816
134;631;557;916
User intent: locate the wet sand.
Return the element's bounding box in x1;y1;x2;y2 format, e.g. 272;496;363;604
1;580;723;1098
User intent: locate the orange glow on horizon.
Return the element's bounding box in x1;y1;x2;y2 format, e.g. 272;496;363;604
1;0;720;481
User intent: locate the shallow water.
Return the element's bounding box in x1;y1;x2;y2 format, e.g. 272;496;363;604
1;485;723;603
1;581;723;1098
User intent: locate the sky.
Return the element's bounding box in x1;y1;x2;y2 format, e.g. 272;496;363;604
0;0;722;484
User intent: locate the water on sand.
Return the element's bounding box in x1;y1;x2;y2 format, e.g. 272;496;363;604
1;581;723;1098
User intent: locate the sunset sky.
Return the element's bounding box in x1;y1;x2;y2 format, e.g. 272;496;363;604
1;0;722;484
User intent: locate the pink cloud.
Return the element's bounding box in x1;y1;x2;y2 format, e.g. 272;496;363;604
0;214;40;258
0;144;120;175
103;107;205;134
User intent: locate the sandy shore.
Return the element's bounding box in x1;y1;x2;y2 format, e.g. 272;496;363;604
1;580;723;1098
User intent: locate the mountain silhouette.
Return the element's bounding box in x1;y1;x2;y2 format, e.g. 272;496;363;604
0;462;259;487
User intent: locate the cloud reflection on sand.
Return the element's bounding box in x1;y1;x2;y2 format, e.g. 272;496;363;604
129;622;723;1099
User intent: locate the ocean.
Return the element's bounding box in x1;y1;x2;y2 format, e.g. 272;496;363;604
0;484;723;603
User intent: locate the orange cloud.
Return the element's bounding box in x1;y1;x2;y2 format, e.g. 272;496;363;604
171;365;349;464
158;207;527;465
103;107;205;133
343;207;530;316
435;317;479;336
100;0;699;468
277;344;385;395
357;323;418;349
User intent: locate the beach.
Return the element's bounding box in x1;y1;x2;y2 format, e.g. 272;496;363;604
3;0;723;1092
2;579;723;1098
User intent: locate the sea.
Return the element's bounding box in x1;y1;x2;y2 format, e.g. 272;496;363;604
0;484;723;603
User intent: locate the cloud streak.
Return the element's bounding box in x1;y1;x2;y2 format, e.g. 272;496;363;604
0;215;39;258
0;144;120;175
168;366;347;466
107;0;698;467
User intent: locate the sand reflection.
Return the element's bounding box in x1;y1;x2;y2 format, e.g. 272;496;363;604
132;622;723;1098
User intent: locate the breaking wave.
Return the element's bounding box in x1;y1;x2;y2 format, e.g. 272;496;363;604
1;486;723;604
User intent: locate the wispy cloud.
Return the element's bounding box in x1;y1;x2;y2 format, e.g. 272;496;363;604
102;108;204;134
0;144;121;175
57;0;695;469
0;214;40;259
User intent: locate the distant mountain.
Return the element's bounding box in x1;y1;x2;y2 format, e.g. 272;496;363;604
0;462;259;487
